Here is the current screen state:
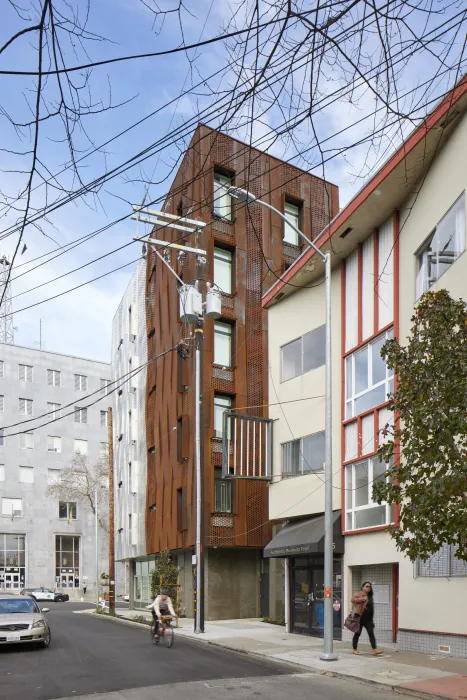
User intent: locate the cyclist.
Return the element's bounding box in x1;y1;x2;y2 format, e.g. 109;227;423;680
147;588;177;636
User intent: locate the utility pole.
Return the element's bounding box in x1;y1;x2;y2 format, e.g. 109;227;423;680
95;487;99;610
131;205;219;635
108;407;115;615
228;186;337;661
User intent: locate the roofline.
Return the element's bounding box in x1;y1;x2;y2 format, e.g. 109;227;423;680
0;341;110;366
196;122;339;188
263;74;467;307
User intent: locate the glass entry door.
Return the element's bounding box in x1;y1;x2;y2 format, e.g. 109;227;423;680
291;558;342;639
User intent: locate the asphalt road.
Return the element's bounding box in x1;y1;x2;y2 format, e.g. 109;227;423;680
0;602;401;700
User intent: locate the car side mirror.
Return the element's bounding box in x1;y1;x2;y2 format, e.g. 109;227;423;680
41;608;50;613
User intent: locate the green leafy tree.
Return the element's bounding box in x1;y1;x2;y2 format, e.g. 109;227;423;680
150;550;179;609
374;289;467;562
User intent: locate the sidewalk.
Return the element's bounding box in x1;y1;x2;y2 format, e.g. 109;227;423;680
109;610;467;700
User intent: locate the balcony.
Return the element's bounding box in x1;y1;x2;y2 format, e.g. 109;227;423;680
214;479;233;514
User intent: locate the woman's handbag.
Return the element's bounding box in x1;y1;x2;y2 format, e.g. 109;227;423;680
344;611;361;634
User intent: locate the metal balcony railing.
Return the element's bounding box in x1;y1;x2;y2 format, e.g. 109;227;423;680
222;412;273;480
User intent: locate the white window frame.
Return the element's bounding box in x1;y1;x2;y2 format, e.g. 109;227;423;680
100;442;108;459
100;410;108;427
345;456;394;531
20;432;34;450
100;378;110;395
74;406;87;424
416;192;465;299
282;430;325;476
213;172;232;220
59;501;77;520
47;435;62;453
19;466;34;484
74;439;88;455
214;321;233;367
47;402;61;420
213;247;233;294
47;468;61;485
74;374;88;391
214;394;232;439
1;497;22;516
281;324;326;382
47;369;61;387
19;398;33;416
284;201;300;245
19;364;33;382
345;330;393;419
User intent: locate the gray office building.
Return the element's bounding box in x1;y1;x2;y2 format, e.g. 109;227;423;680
0;342;111;595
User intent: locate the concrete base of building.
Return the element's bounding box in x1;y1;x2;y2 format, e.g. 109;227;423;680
398;629;467;659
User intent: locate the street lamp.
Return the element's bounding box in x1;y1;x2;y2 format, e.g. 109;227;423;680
228;186;337;661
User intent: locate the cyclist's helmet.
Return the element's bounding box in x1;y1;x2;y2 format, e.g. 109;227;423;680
161;588;169;595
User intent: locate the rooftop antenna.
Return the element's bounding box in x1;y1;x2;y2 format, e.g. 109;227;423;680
0;256;14;344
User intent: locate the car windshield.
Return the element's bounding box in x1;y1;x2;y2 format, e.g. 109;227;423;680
0;597;38;614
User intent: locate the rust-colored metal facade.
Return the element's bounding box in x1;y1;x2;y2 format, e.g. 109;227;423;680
145;124;339;558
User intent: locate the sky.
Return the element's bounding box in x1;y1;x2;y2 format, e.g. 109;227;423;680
0;0;465;363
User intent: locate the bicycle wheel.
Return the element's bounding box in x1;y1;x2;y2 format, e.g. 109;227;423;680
150;624;159;645
163;625;174;648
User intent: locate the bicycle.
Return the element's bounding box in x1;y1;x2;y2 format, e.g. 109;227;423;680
150;614;174;648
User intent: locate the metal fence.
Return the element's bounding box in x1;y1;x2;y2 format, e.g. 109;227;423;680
222;412;272;479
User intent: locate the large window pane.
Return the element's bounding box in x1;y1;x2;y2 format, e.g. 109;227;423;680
213;173;232;220
372;335;387;385
284;201;300;245
283;440;300;475
355;384;386;415
355;505;387;529
354;347;368;394
354;462;369;507
303;325;326;373
214;322;232;367
281;338;302;381
346;356;353;399
214;395;232;438
214;247;232;294
302;431;325;472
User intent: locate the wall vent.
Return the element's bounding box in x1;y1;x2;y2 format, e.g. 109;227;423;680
438;645;451;654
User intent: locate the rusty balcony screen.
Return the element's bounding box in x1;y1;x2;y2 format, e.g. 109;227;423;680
222;412;272;480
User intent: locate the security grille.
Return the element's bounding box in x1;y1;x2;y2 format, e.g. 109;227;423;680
417;544;467;577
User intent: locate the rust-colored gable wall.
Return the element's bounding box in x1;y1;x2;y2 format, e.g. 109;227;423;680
145;125;339;554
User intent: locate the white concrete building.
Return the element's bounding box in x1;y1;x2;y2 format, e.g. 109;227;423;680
112;260;150;606
0;342;110;595
262;78;467;657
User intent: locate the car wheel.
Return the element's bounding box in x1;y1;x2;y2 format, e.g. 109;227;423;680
41;630;51;648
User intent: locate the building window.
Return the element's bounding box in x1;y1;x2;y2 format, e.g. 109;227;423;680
213;171;232;220
417;544;467;578
0;465;4;481
74;374;87;391
284;201;300;245
19;466;34;484
47;402;61;419
0;533;25;588
1;498;22;517
74;439;88;456
20;432;34;450
214;247;233;294
55;535;80;588
416;192;465;299
345;456;394;531
0;395;3;412
47;436;61;453
214;394;232;438
345;330;393;419
282;431;325;475
59;502;77;520
214;321;233;367
100;442;108;459
177;488;183;531
47;369;61;387
100;410;108;427
0;360;4;378
281;324;326;382
100;378;110;395
74;406;87;424
47;468;61;485
214;467;232;513
18;364;33;382
19;398;33;416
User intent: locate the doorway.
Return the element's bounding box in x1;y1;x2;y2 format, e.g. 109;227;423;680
291;557;342;639
60;573;75;588
4;572;20;590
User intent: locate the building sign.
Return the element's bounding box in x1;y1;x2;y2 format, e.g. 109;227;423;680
333;600;341;612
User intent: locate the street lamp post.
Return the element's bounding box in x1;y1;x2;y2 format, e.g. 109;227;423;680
228;186;337;661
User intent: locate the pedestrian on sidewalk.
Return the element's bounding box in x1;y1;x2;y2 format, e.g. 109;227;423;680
351;582;383;656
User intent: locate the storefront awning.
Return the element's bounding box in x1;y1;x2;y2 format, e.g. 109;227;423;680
264;511;344;558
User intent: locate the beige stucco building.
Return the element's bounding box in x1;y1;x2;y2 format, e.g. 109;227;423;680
262;77;467;657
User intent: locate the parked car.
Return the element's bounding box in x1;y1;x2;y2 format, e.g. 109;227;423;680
0;593;51;648
54;590;69;603
20;587;68;602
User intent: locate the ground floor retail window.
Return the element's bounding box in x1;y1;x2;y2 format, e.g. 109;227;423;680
0;533;26;590
55;535;80;588
417;544;467;577
290;556;342;639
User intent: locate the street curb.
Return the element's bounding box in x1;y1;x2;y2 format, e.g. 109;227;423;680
82;612;456;700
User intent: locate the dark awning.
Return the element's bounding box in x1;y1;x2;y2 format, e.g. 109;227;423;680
264;511;344;558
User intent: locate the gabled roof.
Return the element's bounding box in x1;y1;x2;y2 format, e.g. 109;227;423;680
263;76;467;308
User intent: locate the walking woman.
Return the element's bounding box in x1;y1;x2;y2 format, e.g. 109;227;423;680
351;582;383;655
